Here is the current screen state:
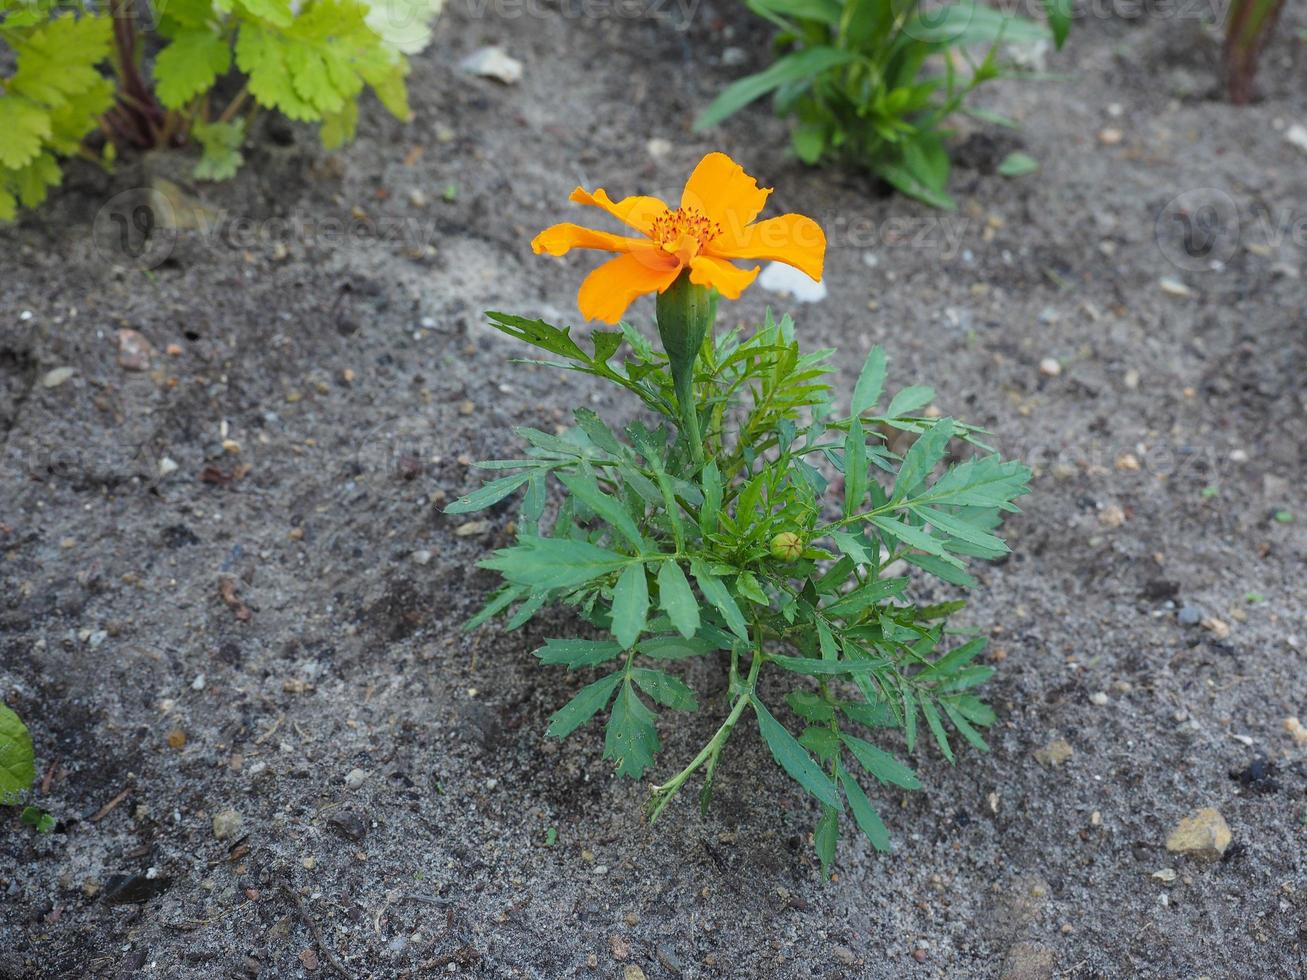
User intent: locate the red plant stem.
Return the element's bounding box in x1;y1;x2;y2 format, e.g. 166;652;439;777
1224;0;1286;105
109;0;165;146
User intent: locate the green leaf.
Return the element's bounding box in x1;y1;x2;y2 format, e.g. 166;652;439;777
919;636;987;678
463;585;521;630
816;620;839;661
695;46;862;130
700;461;722;535
997;151;1039;177
893;419;954;501
870;515;960;566
787;691;835;723
768;653;888;676
445;470;533;515
0;98;51;169
839;769;891;853
904;552;977;589
611;562;649;650
851;347;887;416
558;469;648;551
735;571;769;606
154;30;233;109
656;561;700;640
1043;0;1073;48
546;673;622;739
191;118;246;181
748;0;842;27
0;704;36;805
630;668;698;711
941;700;990;751
885;385;936;418
914;455;1031;512
484;312;587;362
690;560;749;641
913;506;1009;557
822;576;909;619
752;699;842;808
534;638;623;669
841;734;921;789
844;420;867;517
604;682;660;778
814;804;840;877
920;697;954;763
637;635;718;660
481;538;630;590
829;529;873;567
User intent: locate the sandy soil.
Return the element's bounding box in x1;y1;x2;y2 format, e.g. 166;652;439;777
2;3;1306;978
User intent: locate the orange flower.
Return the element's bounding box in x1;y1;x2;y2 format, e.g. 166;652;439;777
531;152;826;324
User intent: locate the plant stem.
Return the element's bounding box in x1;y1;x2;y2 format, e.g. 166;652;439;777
1224;0;1286;104
654;271;717;471
647;649;762;822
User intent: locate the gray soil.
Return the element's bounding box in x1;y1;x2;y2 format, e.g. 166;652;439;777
2;3;1306;978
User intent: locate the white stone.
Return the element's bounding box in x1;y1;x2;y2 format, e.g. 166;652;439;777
459;46;522;84
758;262;826;303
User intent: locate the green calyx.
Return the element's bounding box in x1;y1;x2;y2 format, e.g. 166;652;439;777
655;270;718;469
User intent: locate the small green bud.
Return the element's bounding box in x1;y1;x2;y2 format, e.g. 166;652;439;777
770;531;803;562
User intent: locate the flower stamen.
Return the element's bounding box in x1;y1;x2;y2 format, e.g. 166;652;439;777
649;206;721;261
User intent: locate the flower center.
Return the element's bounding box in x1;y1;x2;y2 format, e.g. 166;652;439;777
650;207;720;261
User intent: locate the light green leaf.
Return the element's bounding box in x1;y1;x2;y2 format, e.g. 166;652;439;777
558;469;648;551
0;704;37;805
690;560;749;641
920;697;954;763
893;419;954;501
885;385;935;418
191;118;246;181
997;151;1039;177
695;46;862;130
851;347;887;416
154;30;233;109
481;538;630;590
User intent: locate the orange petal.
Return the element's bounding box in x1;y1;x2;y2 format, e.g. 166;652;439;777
577;251;682;324
707;213;826;282
680;152;771;232
569;187;668;236
688;255;759;300
532;222;645;257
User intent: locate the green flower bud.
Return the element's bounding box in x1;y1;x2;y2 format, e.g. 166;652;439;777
770;531;803;562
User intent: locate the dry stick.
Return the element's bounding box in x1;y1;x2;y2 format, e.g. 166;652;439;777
279;883;354;980
90;786;133;822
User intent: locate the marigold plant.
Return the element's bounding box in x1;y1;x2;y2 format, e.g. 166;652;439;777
450;152;1031;870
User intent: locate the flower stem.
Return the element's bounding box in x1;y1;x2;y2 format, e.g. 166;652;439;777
655;270;717;470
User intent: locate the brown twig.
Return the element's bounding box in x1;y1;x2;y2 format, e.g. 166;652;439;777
90;786;133;822
279;883;354;980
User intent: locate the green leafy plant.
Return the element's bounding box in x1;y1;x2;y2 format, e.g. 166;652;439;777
450;278;1030;869
695;0;1071;209
1;703;36;799
0;0;440;219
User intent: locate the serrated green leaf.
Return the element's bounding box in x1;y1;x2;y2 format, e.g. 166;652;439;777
0;704;36;805
941;700;990;751
787;691;835;723
656;561;700;640
546;673;622;739
534;638;623;668
445;470;532;514
885;385;935;418
839;769;890;853
919;636;987;678
558;469;647;551
903;551;977;588
604;682;659;778
768;653;888;676
843;419;867;517
851;347;887;416
155;31;233;109
0;98;50;169
191;118;246;181
753;699;842;808
894;419;954;501
841;734;921;789
611;562;649;650
690;560;749;641
636;634;718;660
630;668;698;711
481;538;630;590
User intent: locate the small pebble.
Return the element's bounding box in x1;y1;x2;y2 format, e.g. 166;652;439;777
344;768;369;790
1178;605;1203;627
1098;504;1126;528
412;549;433;565
41;367;75;388
212;809;243;840
1039;357;1061;377
1098;127;1123;145
1089;691;1109;706
158;457;179;477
